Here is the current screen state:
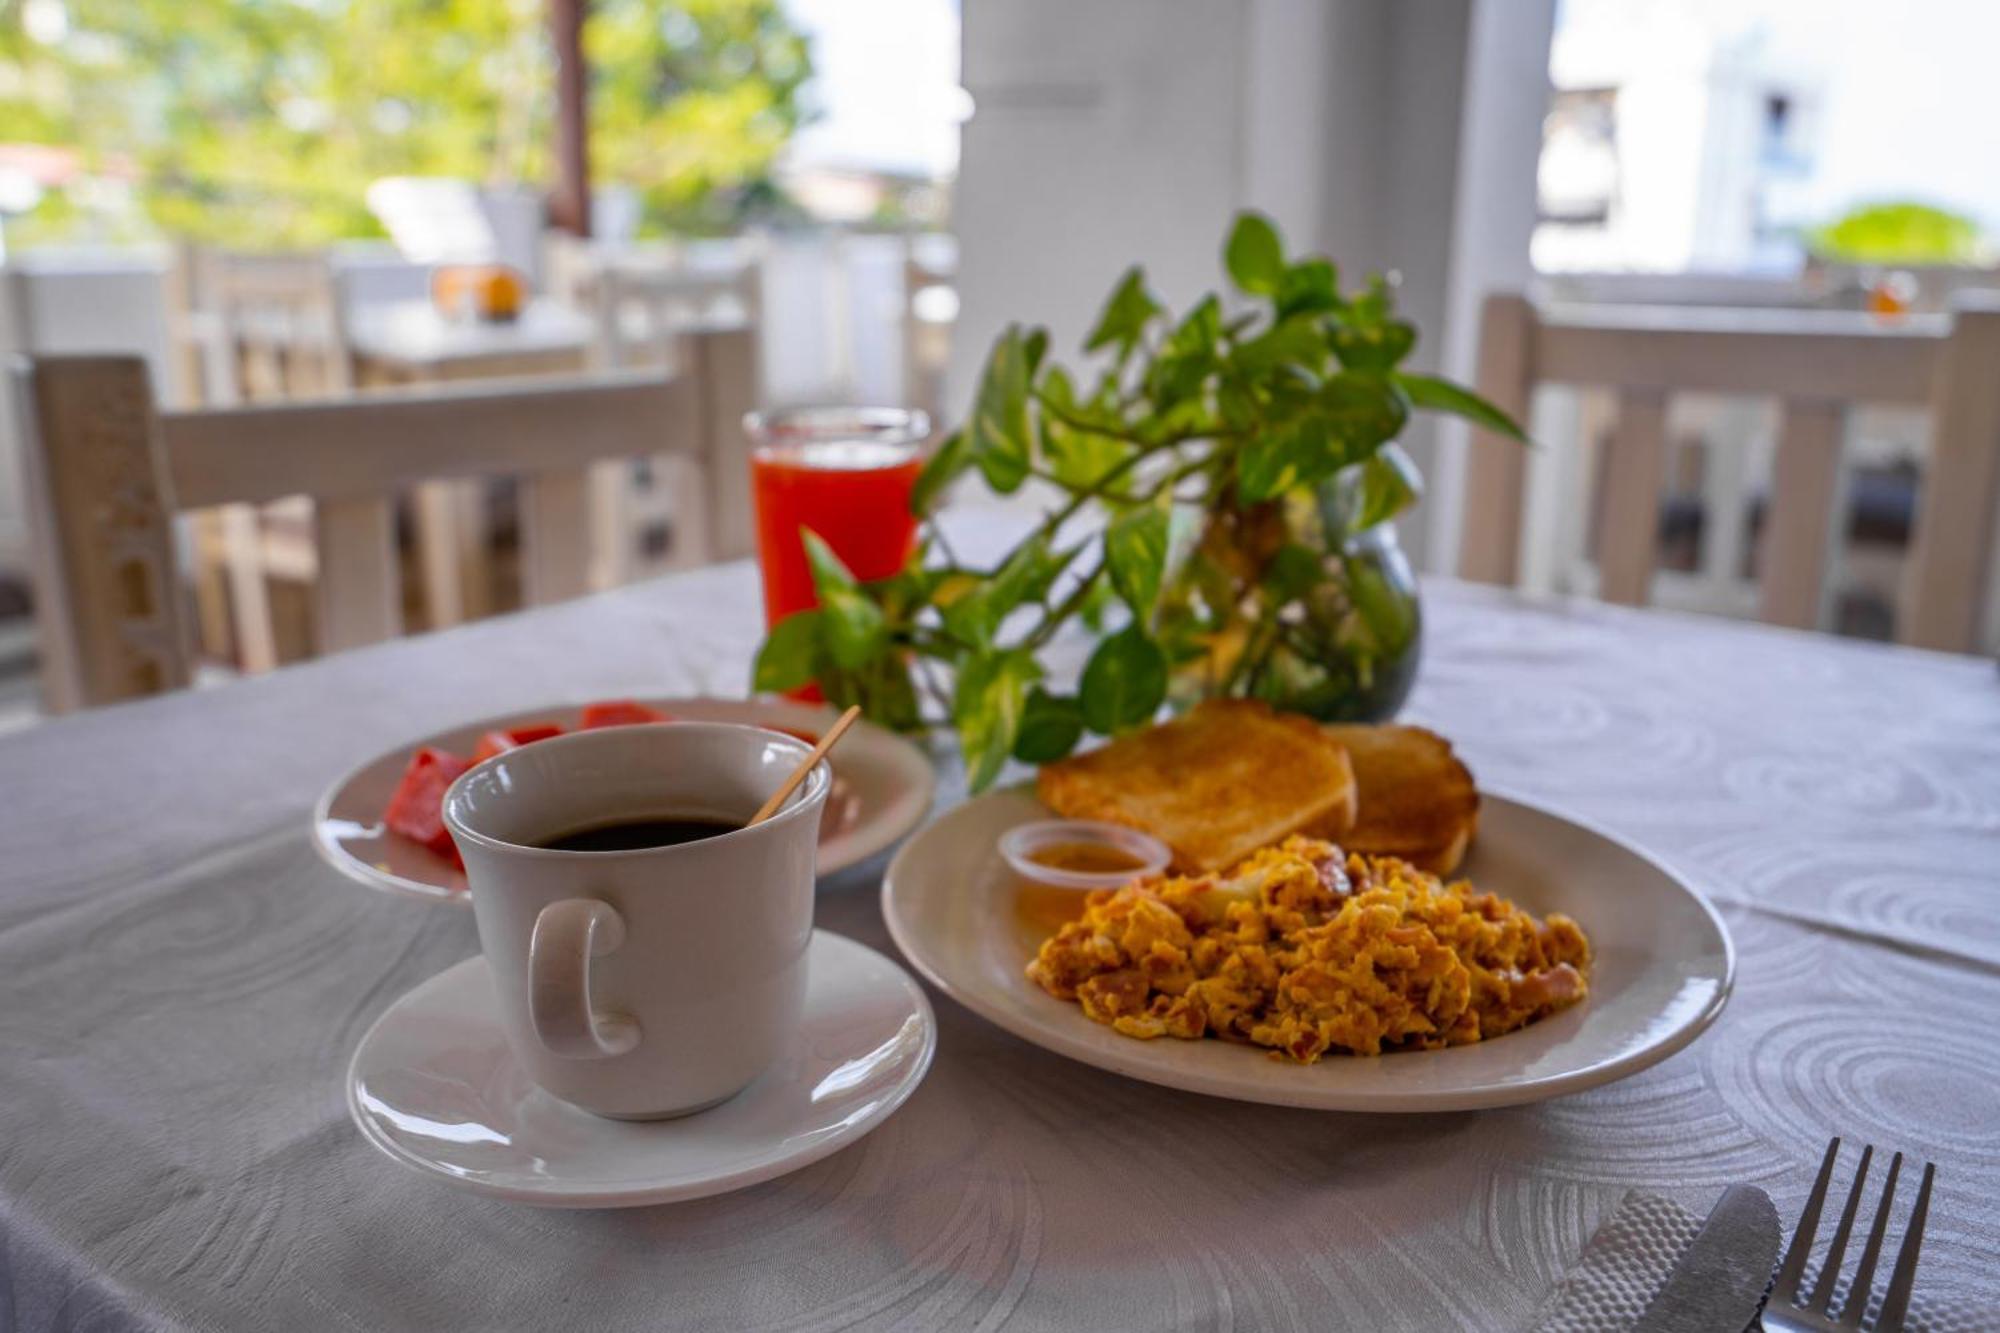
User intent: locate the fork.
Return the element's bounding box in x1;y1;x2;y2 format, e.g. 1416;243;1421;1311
1763;1136;1936;1333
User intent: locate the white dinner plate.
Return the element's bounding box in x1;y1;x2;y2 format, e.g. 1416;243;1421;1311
346;930;936;1207
314;696;936;904
882;788;1733;1112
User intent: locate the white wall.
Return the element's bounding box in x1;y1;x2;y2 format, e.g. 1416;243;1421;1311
952;0;1248;394
951;0;1555;570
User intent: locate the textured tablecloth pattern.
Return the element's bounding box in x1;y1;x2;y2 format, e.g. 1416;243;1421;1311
0;552;1994;1331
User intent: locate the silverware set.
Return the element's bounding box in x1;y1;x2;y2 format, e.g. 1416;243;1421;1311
1633;1136;1937;1333
1763;1137;1936;1333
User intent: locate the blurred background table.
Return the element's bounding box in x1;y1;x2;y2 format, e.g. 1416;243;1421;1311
0;513;1993;1330
345;299;594;387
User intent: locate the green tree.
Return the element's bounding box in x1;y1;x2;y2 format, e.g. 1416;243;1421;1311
1807;200;1989;266
588;0;811;233
0;0;811;247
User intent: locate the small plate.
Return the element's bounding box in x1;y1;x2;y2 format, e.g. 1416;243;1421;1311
314;696;935;904
882;787;1733;1113
346;930;936;1207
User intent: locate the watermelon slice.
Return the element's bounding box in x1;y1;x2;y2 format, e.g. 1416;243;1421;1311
579;699;672;729
471;722;565;763
383;746;473;864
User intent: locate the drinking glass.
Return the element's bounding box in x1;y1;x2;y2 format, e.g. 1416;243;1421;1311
747;407;930;637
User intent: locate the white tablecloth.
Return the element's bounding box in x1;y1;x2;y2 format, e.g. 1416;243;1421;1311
0;559;1994;1331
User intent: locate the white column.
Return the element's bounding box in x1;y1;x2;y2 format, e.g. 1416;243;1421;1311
1427;0;1559;575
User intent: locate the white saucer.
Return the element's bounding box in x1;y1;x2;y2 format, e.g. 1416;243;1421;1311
346;930;936;1207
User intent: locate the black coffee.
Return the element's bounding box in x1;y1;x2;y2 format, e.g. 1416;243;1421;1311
538;817;739;852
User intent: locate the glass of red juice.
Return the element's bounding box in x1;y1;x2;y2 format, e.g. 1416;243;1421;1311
748;407;931;694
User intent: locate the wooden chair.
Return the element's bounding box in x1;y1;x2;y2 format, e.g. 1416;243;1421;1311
14;325;757;714
903;233;958;429
576;245;762;589
162;246;359;675
593;249;759;369
177;247;354;405
1458;292;2000;653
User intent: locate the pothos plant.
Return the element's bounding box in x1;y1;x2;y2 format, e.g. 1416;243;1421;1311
753;212;1525;792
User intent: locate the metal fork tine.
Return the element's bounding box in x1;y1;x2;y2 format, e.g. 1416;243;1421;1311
1775;1137;1841;1303
1807;1143;1873;1313
1837;1150;1903;1327
1870;1160;1931;1332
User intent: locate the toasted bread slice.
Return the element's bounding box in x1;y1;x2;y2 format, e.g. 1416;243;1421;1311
1037;699;1357;873
1320;724;1478;875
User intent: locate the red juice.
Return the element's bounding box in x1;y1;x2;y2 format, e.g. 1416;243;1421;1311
748;409;930;697
753;439;923;622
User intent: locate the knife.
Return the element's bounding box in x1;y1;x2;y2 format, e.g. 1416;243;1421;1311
1630;1184;1782;1333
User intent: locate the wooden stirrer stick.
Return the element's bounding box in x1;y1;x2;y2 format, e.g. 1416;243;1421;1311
748;705;862;827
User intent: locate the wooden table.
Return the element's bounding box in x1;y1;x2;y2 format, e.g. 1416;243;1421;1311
0;542;1993;1329
345;298;595;386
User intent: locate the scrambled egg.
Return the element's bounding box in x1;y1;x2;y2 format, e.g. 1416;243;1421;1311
1026;836;1590;1061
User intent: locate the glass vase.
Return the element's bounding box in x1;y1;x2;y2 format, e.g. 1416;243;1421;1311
1158;466;1422;722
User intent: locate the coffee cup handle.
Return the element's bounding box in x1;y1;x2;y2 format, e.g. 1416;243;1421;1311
529;899;641;1059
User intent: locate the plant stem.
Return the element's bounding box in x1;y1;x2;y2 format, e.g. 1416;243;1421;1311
928;520;965;570
1023;559;1106;651
913;654;954;723
1014;451;1215;651
1032;392;1210;454
1219;593;1282;697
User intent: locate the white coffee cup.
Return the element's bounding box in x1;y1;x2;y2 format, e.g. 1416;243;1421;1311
443;722;829;1120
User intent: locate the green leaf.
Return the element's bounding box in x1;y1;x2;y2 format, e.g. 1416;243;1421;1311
1077;575;1117;633
1319;372;1410;455
802;530;887;669
942;535;1062;647
1224;212;1285;296
870;544;946;620
1022;326;1049;376
802;527;858;594
1104;505;1169;617
1231;315;1326;375
909;429;972;515
1330;317;1416;371
1167;295;1222;357
1216;380;1257;431
1137;394;1216;443
953;649;1041;792
1147;357;1210;411
1146;303;1220;409
1084;267;1162;360
1276;259;1339;320
753;610;822;692
1024;542;1085;606
1079;626;1168;734
1043;421;1131;492
1040;370;1134;491
1265;544;1325;603
1346;552;1419;656
1012;687;1086;763
1394;371;1529;442
968;327;1033;493
1237;416;1333;501
1352;442;1425;530
861;654;923;732
1350;272;1396;323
